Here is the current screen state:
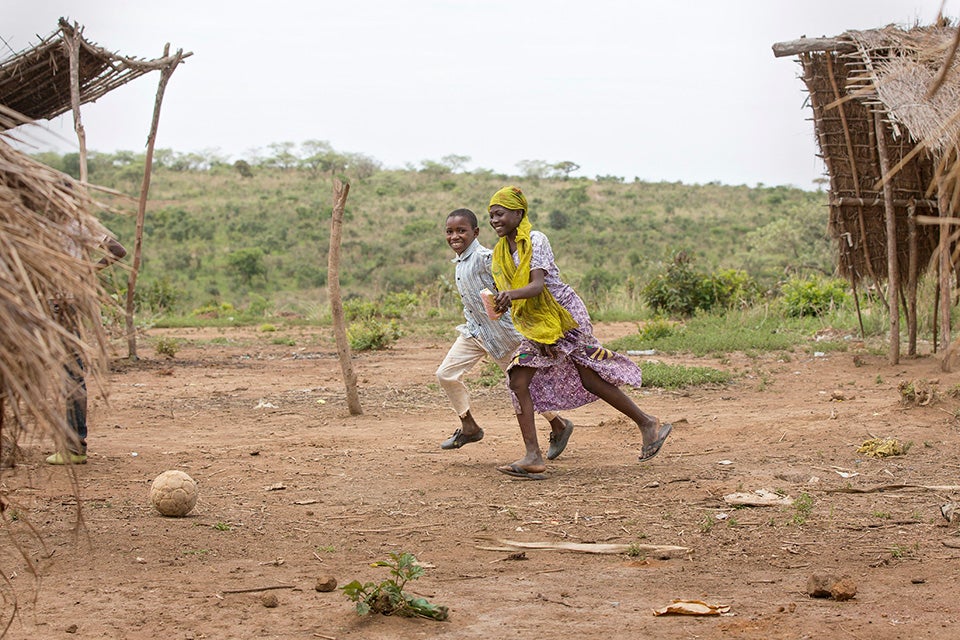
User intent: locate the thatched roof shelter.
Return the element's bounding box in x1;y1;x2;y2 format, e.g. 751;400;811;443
774;21;960;367
0;18;185;128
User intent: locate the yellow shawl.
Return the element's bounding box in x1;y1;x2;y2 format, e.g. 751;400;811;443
489;187;578;344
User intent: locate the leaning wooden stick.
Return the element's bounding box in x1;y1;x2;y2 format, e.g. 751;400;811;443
327;179;362;415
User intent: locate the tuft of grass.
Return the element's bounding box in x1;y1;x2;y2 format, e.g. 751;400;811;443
791;492;814;526
639;361;731;389
608;307;866;357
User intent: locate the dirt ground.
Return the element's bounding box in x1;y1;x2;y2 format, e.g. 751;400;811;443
3;321;960;639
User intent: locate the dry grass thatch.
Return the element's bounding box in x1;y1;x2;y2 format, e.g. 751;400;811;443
785;23;960;285
0;114;114;464
0;18;188;128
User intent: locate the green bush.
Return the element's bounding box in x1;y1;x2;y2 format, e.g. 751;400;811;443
641;252;713;316
343;299;378;322
348;319;401;351
637;318;676;342
781;276;850;317
704;268;760;309
154;337;180;358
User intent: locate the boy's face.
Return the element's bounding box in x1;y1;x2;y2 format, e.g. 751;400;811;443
445;214;479;255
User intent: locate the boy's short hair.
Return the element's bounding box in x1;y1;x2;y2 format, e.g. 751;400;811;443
447;208;478;229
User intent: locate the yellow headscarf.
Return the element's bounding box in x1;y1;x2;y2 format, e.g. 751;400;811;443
490;186;578;344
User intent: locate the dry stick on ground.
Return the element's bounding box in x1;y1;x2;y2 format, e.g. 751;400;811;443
327;179;362;415
825;484;960;493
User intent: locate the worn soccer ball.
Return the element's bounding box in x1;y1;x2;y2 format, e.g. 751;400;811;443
150;470;198;517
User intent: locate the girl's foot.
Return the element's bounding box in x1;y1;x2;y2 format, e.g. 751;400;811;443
638;422;672;462
496;460;547;479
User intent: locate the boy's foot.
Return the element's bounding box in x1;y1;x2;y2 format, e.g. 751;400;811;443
440;428;484;450
45;452;88;465
546;419;574;460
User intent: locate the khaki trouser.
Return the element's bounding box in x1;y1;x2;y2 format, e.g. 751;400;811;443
436;334;557;421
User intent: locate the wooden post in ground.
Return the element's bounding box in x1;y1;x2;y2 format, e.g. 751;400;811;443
937;187;953;371
63;22;88;184
328;179;362;415
906;202;918;356
873;112;900;365
125;45;183;359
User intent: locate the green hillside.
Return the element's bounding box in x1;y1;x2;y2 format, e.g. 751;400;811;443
35;149;832;320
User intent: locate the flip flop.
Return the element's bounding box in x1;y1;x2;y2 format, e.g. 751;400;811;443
496;463;547;480
638;423;673;462
546;419;575;460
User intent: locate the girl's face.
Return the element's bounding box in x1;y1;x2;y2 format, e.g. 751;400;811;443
488;205;523;238
445;214;479;255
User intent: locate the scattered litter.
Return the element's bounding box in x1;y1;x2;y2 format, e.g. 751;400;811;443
316;399;326;404
264;483;286;491
814;352;826;357
833;469;859;479
723;488;793;506
653;600;731;616
717;460;734;466
294;499;319;505
627;349;657;356
941;502;959;523
255;399;278;409
130;452;138;457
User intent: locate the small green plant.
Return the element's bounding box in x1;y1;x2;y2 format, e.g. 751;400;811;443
316;545;336;553
791;492;814;525
873;511;892;519
341;552;448;621
271;336;296;346
259;323;277;332
699;515;715;533
890;544;906;559
636;317;675;342
155;337;180;358
348;319;401;351
213;521;231;531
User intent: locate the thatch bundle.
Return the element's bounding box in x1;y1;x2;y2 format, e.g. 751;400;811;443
0;119;112;462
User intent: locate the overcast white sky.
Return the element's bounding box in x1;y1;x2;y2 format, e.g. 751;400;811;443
4;1;958;189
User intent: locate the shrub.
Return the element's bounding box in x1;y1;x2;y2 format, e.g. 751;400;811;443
781;275;849;317
704;268;760;309
348;319;401;351
155;337;180;358
641;252;712;316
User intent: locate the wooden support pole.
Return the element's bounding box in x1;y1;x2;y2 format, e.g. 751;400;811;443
63;22;87;184
906;203;918;356
328;179;362;416
937;185;953;371
125;45;183;359
874;112;900;365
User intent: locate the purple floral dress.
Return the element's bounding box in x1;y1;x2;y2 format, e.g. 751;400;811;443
507;230;644;413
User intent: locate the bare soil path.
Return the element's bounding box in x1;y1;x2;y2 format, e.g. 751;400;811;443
3;323;960;639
